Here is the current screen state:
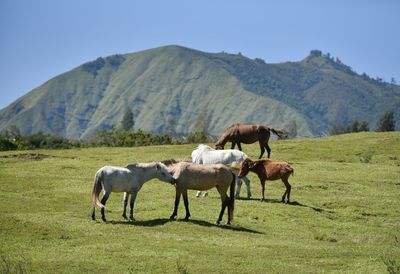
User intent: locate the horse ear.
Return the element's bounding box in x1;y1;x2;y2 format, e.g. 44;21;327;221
156;163;160;170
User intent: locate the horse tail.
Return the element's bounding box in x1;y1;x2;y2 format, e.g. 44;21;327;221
229;171;236;220
270;128;286;138
285;165;294;177
92;170;105;209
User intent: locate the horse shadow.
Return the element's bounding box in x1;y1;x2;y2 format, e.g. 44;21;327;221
106;218;171;227
104;218;263;234
185;219;264;234
237;197;325;212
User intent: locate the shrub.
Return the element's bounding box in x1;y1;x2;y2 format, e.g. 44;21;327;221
186;131;208;144
376;111;396;132
0;135;17;151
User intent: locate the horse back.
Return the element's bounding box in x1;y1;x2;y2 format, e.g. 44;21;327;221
264;161;293;180
99;166;138;192
173;162;232;191
232;124;269;144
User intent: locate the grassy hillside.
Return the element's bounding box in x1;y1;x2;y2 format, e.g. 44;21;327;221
1;132;399;273
1;45;399;139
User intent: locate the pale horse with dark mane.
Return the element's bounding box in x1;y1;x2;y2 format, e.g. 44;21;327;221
91;162;176;222
167;161;236;225
192;144;252;199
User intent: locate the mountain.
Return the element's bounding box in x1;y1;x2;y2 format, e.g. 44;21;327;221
0;45;399;139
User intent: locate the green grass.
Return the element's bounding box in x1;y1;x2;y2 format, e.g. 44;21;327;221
1;132;399;273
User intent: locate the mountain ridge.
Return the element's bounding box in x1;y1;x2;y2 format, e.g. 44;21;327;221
1;45;399;139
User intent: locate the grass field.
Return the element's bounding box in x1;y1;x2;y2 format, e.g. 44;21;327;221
1;132;399;273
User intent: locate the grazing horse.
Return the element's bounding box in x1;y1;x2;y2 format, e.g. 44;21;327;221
91;162;176;222
215;123;286;159
238;158;294;203
191;144;252;199
167;162;236;225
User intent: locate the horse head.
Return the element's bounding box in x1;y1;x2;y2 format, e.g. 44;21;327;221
238;158;255;178
156;162;176;184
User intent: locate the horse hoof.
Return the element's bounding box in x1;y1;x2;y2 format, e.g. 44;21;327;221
169;215;177;220
129;217;135;222
101;217;107;222
215;221;220;225
184;216;190;221
122;215;127;220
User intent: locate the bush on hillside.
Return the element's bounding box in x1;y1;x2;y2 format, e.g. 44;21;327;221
330;120;369;135
376;111;396;132
89;128;174;147
0;135;17;151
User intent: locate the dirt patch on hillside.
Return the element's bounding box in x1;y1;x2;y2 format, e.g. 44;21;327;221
0;153;51;160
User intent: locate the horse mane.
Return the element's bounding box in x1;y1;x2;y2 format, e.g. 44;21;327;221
215;124;238;147
160;159;180;166
125;162;159;170
160;159;191;167
197;144;214;151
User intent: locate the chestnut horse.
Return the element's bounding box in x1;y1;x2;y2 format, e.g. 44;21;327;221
238;158;294;203
215;123;286;159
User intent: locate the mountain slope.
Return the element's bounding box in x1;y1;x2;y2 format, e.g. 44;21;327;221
0;45;399;139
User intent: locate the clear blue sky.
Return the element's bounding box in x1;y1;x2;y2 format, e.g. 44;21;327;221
0;0;399;109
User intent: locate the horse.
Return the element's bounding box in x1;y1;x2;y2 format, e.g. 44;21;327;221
238;158;294;203
167;162;236;225
191;144;252;199
91;162;176;222
215;123;286;159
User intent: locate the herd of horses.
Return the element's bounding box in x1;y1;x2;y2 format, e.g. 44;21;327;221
91;123;294;225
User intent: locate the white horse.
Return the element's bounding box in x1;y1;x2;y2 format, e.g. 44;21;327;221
91;162;176;222
191;144;252;198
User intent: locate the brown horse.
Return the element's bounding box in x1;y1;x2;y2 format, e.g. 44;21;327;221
238;158;294;203
215;123;286;159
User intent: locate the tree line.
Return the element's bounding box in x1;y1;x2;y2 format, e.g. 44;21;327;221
0;110;396;151
0;108;210;151
329;111;396;135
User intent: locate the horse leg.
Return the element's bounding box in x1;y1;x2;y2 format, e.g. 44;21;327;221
231;142;236;149
235;176;242;198
260;180;266;201
237;142;243;151
282;178;292;204
91;206;96;220
182;190;191;221
170;190;181;220
129;191;138;221
265;144;271;159
258;141;265;159
216;192;228;225
100;192;110;222
122;192;129;219
243;176;252;199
